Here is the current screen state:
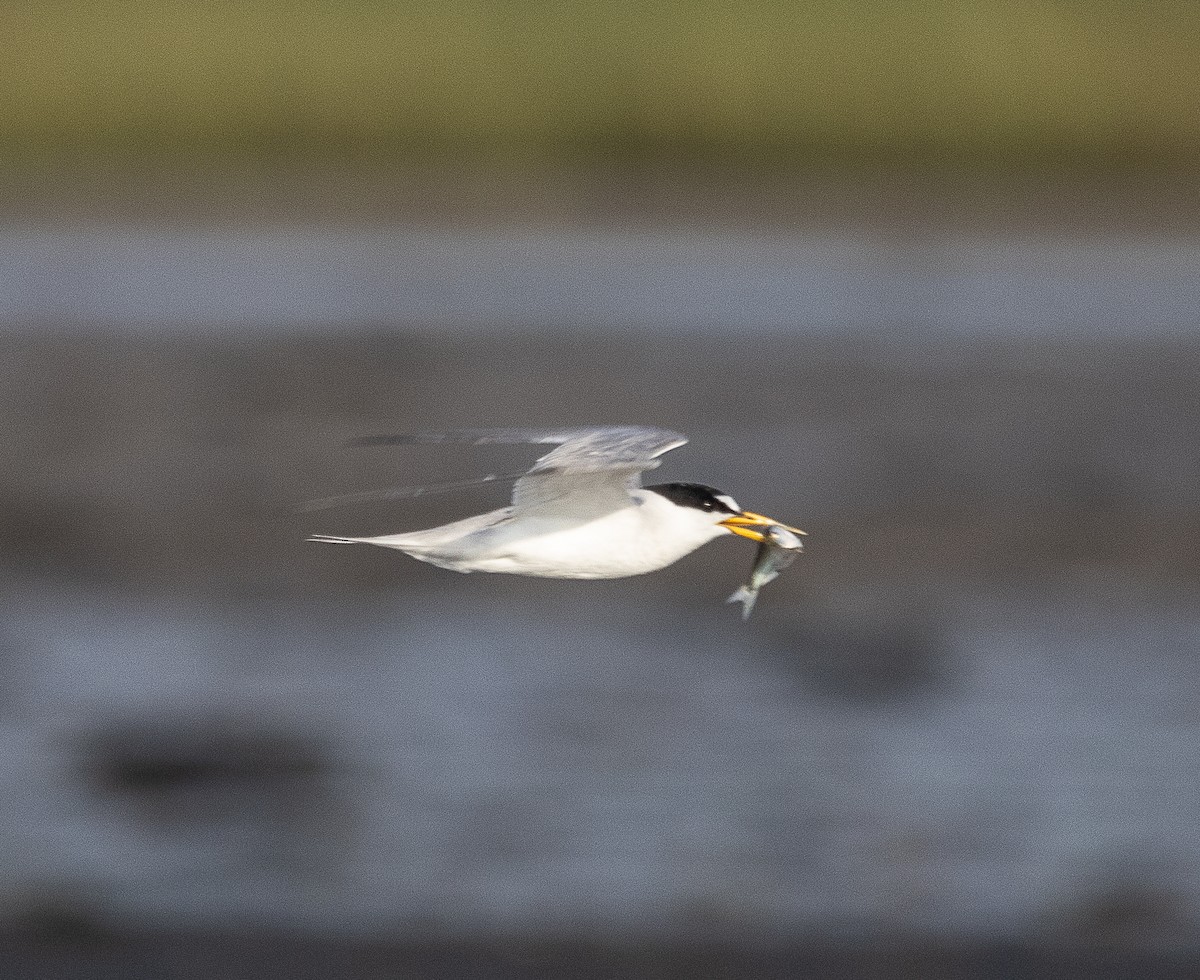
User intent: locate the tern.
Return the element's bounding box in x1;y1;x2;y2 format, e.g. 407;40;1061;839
305;426;804;579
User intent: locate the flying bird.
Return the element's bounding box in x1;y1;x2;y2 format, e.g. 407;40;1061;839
306;426;804;580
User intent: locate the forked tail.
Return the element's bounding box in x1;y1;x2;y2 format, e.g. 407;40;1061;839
726;586;758;620
306;534;362;545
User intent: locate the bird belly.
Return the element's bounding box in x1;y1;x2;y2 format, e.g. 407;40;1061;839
448;509;706;579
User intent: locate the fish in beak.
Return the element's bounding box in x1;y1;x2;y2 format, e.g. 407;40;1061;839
719;511;807;542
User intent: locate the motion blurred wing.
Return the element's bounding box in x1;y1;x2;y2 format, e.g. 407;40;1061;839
296;470;527;513
348;428;592;450
348;426;688;518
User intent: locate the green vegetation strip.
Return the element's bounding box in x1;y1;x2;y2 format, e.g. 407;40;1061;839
4;1;1198;169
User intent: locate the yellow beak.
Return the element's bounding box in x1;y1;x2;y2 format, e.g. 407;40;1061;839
719;511;808;542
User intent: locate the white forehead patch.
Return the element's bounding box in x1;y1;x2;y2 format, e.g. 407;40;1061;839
716;493;740;512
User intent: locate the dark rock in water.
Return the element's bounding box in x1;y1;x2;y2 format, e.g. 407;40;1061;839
76;714;352;876
83;718;331;800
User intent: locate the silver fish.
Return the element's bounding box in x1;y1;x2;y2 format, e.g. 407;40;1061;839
726;524;804;620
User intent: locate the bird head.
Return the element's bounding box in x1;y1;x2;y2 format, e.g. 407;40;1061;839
644;482;805;542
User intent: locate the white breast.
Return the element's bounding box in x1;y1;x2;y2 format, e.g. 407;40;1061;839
446;492;730;579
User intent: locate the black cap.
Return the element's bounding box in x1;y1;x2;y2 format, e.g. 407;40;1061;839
645;482;740;515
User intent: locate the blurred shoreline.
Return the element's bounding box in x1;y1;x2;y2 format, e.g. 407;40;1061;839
3;169;1200;233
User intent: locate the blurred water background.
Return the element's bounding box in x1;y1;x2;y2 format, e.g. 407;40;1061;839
4;3;1200;977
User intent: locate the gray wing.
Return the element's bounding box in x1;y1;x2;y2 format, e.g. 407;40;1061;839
348;428;591;450
295;470;528;513
350;426;689;517
513;426;688;516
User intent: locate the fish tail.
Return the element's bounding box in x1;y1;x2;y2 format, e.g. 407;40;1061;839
726;586;758;620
